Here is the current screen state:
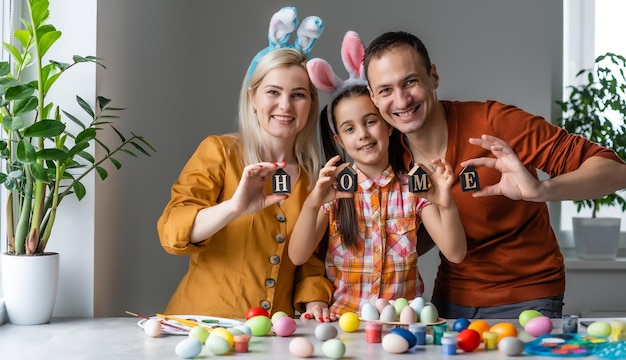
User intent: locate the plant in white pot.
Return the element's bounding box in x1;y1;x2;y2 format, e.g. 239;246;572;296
556;52;626;260
0;0;155;324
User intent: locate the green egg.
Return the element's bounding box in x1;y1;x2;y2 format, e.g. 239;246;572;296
244;315;272;336
587;321;612;338
206;335;230;355
322;338;346;359
518;309;542;327
393;298;409;316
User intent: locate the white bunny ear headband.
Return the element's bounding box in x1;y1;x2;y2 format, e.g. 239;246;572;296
307;31;367;134
246;6;325;82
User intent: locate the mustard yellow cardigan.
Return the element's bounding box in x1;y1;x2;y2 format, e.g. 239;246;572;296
157;134;333;318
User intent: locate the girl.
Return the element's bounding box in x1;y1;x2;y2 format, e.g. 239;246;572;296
289;31;466;315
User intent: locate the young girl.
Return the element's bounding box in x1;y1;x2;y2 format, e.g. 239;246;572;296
289;31;467;316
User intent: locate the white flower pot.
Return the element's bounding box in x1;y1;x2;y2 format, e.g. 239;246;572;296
572;217;621;260
1;252;60;325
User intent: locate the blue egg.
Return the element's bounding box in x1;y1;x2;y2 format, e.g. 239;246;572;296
389;327;417;348
453;318;471;332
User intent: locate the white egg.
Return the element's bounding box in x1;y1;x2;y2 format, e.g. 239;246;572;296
409;297;425;317
498;336;525;356
361;303;379;321
380;304;398;323
143;318;162;337
382;333;410;353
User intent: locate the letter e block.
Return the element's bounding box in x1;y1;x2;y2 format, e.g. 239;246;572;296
459;166;480;192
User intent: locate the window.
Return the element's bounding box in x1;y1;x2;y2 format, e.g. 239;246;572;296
561;0;626;233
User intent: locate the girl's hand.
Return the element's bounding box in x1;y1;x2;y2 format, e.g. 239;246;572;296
419;158;454;208
230;161;289;215
300;301;338;322
306;155;353;208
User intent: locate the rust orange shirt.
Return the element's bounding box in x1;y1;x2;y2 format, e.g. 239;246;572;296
157;134;333;318
401;100;624;307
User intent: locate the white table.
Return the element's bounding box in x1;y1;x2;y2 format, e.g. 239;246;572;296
0;317;620;359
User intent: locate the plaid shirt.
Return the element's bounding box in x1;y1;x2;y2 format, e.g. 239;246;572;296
323;165;429;315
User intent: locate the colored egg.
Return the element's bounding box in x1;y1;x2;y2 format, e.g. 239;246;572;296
393;297;409;316
419;304;439;324
289;337;314;358
409;297;425;317
382;333;410;353
489;322;519;342
246;306;270;320
360;303;379;321
338;312;360;332
210;327;234;347
457;329;481;352
467;319;491;340
271;311;289;323
175;337;202;359
244;315;272;336
518;309;543;327
390;327;417;348
453;318;471;332
188;325;209;344
587;321;612;338
322;339;346;359
206;335;230;355
315;323;338;341
380;304;398;322
374;298;389;314
524;316;553;337
498;336;525;356
399;305;417;324
272;316;297;337
143;318;162;337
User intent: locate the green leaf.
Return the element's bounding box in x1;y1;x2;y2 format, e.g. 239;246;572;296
76;96;94;118
29;162;50;183
16;140;36;164
130;141;151;156
12;96;39;115
119;148;137;158
2;116;25;131
74;181;86;200
96;166;108;180
68;142;90;158
12;29;31;49
109;157;122;170
0;61;10;76
5;85;34;100
24;120;65;137
61;110;87;130
37;148;67;161
75;128;96;144
97;96;112;110
38;30;62;58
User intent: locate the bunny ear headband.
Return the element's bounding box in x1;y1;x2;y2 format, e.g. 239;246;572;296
247;6;325;83
307;31;367;134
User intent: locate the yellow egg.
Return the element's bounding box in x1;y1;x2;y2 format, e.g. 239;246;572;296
338;312;360;332
210;327;234;347
587;321;612;338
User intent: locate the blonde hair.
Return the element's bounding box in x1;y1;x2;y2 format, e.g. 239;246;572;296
238;48;321;189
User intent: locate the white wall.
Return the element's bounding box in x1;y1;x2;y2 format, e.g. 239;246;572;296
91;0;562;317
1;0;565;318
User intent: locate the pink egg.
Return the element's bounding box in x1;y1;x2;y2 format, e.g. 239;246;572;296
289;337;314;358
273;316;297;337
524;315;553;337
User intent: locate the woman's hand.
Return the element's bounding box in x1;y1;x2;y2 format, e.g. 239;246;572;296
300;301;338;322
230;161;290;215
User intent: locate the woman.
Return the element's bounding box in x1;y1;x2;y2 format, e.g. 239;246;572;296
157;7;333;321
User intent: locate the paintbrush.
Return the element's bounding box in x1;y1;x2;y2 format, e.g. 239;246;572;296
125;310;189;332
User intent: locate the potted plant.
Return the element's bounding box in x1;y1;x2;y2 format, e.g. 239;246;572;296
0;0;155;324
556;52;626;259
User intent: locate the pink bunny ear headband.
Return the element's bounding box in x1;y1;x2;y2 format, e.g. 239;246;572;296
247;6;324;83
307;31;367;134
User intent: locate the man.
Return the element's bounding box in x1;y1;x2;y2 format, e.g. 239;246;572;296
363;31;626;318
